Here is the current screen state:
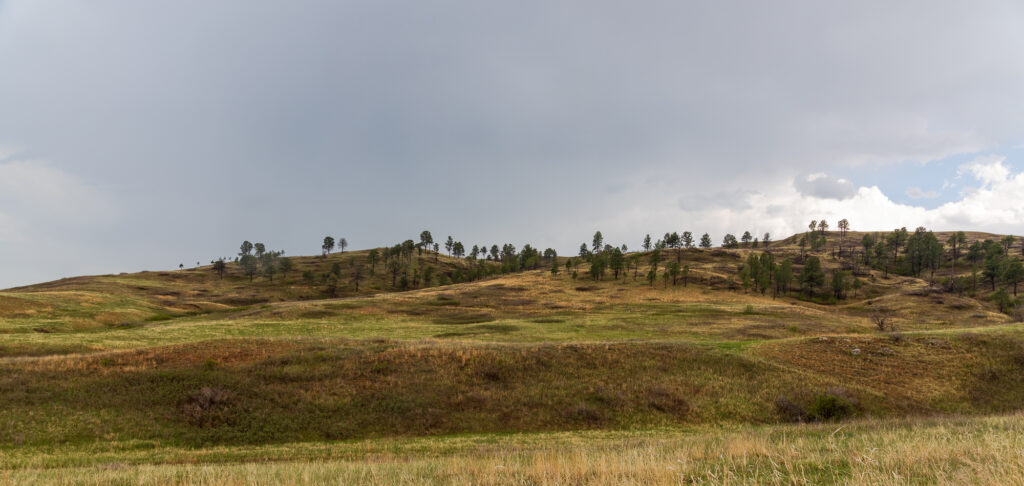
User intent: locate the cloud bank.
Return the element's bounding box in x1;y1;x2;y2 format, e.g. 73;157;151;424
592;155;1024;248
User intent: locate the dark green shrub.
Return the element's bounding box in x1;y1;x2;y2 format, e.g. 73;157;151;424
992;289;1015;314
807;392;854;421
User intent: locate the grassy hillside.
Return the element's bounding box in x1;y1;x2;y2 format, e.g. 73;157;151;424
2;234;1024;483
3;332;1024;449
0;250;478;336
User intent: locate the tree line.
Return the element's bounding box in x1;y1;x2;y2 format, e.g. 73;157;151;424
203;222;1022;314
210;240;292;282
204;231;563;297
743;220;1024;311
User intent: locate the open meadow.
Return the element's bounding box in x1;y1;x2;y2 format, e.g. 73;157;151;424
3;231;1024;484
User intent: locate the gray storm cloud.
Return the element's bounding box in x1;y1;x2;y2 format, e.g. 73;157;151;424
794;173;857;200
1;1;1023;287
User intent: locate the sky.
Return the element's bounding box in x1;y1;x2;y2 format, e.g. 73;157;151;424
1;1;1024;288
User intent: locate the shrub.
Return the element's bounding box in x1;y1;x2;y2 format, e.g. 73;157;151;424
992;289;1015;315
871;307;894;332
774;395;806;423
777;389;857;422
807;392;854;421
180;387;234;427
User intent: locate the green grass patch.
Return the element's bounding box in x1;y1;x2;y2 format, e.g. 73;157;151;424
145;314;176;322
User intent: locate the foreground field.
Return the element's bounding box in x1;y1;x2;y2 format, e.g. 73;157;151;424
4;414;1024;485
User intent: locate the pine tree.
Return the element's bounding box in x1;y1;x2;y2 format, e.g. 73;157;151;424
699;233;712;249
801;257;825;297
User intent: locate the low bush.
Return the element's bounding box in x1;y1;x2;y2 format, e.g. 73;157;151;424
180;387;234;427
774;396;805;423
807;392;854;422
776;389;857;422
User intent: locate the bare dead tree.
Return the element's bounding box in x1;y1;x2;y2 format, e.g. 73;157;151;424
871;307;895;332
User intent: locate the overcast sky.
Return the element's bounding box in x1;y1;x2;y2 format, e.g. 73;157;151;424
2;1;1024;288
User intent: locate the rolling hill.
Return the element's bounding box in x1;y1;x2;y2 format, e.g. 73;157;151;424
2;230;1024;484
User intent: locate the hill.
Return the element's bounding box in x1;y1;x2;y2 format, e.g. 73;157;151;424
2;231;1024;483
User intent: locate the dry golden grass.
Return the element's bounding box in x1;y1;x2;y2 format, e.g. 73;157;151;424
0;239;1014;351
5;414;1024;485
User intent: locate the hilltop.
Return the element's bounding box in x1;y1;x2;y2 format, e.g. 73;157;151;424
4;227;1018;339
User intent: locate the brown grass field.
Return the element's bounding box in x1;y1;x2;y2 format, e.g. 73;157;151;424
3;231;1024;484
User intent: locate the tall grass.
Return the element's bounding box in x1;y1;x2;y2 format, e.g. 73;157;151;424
5;414;1024;485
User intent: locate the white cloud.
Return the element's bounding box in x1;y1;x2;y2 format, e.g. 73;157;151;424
905;187;939;199
769;158;1024;234
592;154;1024;247
957;155;1009;188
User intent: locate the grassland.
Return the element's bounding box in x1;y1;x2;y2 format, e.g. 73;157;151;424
2;233;1024;483
5;415;1024;485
